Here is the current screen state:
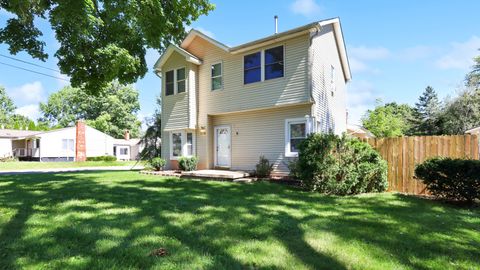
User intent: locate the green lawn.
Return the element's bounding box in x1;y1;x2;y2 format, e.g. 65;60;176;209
0;172;478;270
0;161;141;171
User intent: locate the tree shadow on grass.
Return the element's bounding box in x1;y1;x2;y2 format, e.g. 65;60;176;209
0;172;479;269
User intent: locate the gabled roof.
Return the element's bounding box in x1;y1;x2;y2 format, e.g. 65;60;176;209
157;17;351;80
465;126;480;134
153;44;202;72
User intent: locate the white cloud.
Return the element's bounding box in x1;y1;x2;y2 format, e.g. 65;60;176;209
291;0;321;18
346;80;379;124
15;104;41;120
398;45;436;61
349;46;390;61
7;81;45;105
435;36;480;70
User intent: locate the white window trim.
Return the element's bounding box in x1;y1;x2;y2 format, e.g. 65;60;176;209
285;117;310;157
243;44;285;85
165;66;187;96
211;61;223;91
169;130;196;160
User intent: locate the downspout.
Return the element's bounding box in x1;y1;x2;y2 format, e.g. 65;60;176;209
307;24;322;132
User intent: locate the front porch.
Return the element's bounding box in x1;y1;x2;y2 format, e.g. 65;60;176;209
141;169;251;181
12;138;40;161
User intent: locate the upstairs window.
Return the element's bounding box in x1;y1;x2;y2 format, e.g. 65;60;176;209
265;46;284;80
211;63;223;90
177;68;186;93
165;70;174;96
244;52;261;84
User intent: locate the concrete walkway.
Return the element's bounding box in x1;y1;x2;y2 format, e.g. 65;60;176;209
0;165;144;175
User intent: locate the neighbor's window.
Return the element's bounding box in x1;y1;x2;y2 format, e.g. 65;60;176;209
186;132;193;156
285;119;307;157
62;139;74;151
165;70;174;96
211;63;222;90
244;52;261;84
120;148;128;155
177;68;186;93
265;46;284;80
172;132;182;157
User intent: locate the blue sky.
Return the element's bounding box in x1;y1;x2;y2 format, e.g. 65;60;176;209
1;0;479;126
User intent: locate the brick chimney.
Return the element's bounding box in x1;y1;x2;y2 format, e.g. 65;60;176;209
124;130;130;140
75;120;87;162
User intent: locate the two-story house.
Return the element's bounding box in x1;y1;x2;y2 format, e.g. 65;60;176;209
154;18;351;175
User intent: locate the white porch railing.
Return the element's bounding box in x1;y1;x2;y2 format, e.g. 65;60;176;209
13;148;39;157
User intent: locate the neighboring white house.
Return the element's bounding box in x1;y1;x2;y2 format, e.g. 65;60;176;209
347;124;376;139
155;17;351;175
0;121;142;162
113;131;144;161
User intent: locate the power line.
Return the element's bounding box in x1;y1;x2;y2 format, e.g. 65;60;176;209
0;53;62;73
0;61;69;82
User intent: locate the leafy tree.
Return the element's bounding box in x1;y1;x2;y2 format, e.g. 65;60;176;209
437;88;480;134
0;1;214;94
39;82;141;138
7;114;34;130
466;51;480;89
413;86;442;135
0;86;15;127
141;97;162;160
362;100;411;137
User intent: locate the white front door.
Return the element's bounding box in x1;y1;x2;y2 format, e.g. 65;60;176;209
215;125;231;167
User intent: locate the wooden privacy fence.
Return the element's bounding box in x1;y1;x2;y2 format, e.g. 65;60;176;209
362;134;479;195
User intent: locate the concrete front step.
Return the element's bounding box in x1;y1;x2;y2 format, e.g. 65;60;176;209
181;169;250;180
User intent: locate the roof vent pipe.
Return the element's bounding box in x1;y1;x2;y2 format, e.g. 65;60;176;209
274;15;278;34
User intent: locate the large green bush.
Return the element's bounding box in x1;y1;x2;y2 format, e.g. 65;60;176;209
178;156;198;171
295;133;388;195
86;155;117;162
415;157;480;203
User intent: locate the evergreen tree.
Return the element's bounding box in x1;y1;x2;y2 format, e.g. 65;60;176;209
413;86;441;135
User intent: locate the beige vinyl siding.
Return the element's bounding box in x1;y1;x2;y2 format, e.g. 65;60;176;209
161;51;190;131
185;34;311;128
310;24;347;134
210;104;311;174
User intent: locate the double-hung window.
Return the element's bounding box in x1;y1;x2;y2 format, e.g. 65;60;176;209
211;63;223;90
165;67;186;96
244;52;261;84
265;46;284;80
285;118;307;157
165;70;174;96
170;131;195;159
177;68;186;93
62;139;74;152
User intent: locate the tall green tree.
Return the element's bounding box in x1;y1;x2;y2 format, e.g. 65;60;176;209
362;100;411;137
0;1;214;94
466;52;480;89
0;86;16;127
413;86;441;135
437;88;480;134
141;97;162;160
39;82;141;138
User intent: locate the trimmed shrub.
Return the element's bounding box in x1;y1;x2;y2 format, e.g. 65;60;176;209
148;157;166;171
296;133;388;195
255;155;274;178
178;156;198;171
415;157;480;203
86;155;117;162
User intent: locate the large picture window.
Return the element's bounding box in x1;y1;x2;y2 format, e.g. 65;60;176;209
285;118;307;157
165;70;174;96
211;63;223;90
265;46;284;80
244;52;261;84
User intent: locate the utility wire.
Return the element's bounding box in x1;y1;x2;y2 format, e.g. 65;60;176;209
0;53;62;73
0;61;69;81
